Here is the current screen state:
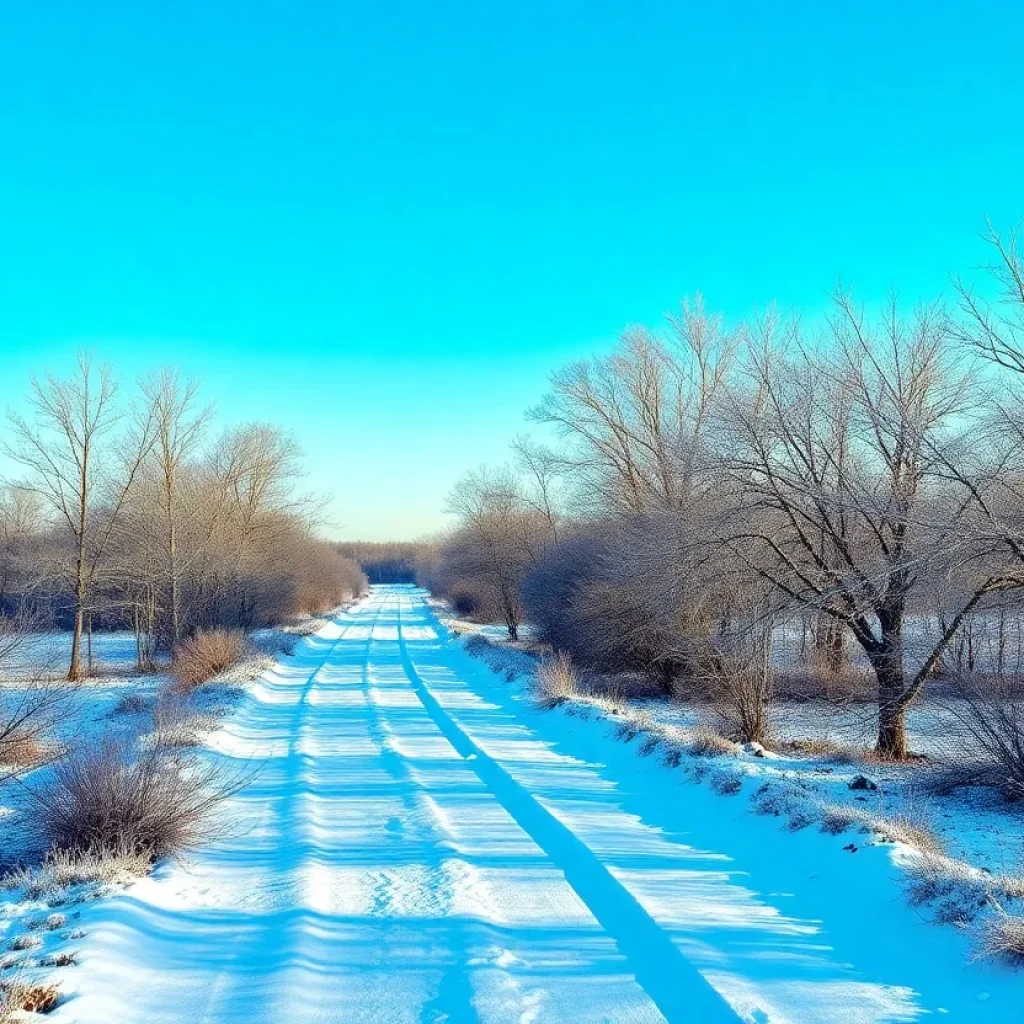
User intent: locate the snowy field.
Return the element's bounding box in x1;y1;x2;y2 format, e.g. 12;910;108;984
0;586;1011;1022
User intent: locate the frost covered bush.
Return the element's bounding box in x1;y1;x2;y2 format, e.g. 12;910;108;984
819;802;944;855
535;653;583;709
979;903;1024;965
28;736;247;859
171;629;247;694
1;845;152;899
687;725;739;758
941;682;1024;800
710;769;742;795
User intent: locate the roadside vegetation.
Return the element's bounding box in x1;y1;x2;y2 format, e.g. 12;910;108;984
426;222;1024;966
0;357;367;1012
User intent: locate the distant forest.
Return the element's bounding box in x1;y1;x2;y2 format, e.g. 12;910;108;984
335;542;432;585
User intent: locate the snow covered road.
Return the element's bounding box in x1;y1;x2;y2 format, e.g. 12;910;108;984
51;588;1017;1022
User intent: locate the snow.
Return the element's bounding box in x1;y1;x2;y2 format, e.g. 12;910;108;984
19;586;1020;1022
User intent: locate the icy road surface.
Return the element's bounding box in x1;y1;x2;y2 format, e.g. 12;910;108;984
52;587;1018;1022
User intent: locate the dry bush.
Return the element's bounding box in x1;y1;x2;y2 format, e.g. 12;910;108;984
613;710;655;743
687;725;739;758
779;737;868;764
171;629;247;694
0;679;74;781
750;781;813;822
535;653;584;709
937;682;1024;800
773;666;875;703
906;854;994;924
978;903;1024;965
0;979;60;1019
24;735;249;860
0;734;46;770
819;802;944;855
1;845;152;899
710;769;742;795
108;692;151;717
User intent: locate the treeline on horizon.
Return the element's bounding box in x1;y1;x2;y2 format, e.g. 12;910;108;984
0;359;366;680
417;223;1024;761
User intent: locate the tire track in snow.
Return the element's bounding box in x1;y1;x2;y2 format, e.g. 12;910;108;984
196;598;383;1023
357;614;477;1023
393;595;739;1024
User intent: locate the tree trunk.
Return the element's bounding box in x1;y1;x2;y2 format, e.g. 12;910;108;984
814;613;845;675
69;604;84;681
872;637;908;759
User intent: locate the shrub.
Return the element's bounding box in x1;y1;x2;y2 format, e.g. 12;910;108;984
1;845;152;899
940;683;1024;800
108;692;151;717
819;802;944;855
0;980;60;1019
26;736;248;860
687;725;739;758
171;629;247;694
535;653;583;709
978;902;1024;965
710;769;742;795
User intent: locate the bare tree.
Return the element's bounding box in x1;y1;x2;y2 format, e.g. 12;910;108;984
722;296;1010;758
953;220;1024;374
444;467;549;640
4;355;154;680
529;297;736;514
0;486;41;611
511;435;562;542
140;370;214;648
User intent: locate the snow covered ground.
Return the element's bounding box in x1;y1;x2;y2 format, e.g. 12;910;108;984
13;585;1015;1022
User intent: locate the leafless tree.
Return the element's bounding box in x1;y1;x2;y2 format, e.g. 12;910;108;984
0;486;41;611
722;296;1011;758
140;369;214;649
444;466;550;640
511;435;562;542
3;355;154;680
529;297;737;514
953;220;1024;375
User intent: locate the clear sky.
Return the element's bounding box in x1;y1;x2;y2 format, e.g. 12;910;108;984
1;1;1022;540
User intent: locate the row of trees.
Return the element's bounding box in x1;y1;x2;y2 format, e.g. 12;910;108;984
432;224;1024;759
1;357;365;679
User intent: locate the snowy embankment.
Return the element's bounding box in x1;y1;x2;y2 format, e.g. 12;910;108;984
0;616;333;1017
4;586;1012;1021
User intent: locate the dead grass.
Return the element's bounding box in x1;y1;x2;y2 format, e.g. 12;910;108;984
171;629;247;694
0;979;60;1019
1;845;152;900
779;737;869;764
687;725;740;758
978;902;1024;964
0;735;47;769
819;802;944;855
535;653;583;709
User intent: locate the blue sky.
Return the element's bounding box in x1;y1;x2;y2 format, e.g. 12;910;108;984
1;0;1022;539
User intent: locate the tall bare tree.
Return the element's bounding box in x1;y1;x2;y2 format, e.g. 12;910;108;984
723;296;1010;758
3;354;153;680
140;370;213;648
444;466;549;640
529;297;736;514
